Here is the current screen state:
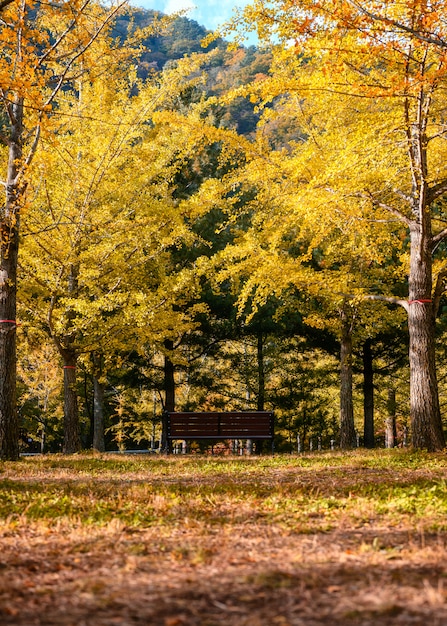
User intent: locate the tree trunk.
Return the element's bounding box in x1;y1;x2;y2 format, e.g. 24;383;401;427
164;343;175;413
59;263;81;454
62;352;81;454
161;339;175;453
0;97;23;460
385;388;397;448
93;375;105;452
363;339;375;448
257;331;265;411
255;332;266;454
408;222;445;450
0;259;19;460
339;305;356;449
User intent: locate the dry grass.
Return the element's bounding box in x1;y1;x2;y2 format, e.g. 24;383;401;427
1;449;447;625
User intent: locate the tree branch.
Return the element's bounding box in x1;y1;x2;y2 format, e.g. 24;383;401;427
346;0;447;50
0;0;15;11
359;190;413;226
339;292;409;313
432;226;447;250
36;0;92;69
361;294;409;313
374;201;413;226
43;1;129;109
428;179;447;204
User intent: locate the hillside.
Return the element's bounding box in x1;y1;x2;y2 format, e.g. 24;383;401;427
114;8;271;135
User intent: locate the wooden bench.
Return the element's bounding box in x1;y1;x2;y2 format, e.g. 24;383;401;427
164;410;274;452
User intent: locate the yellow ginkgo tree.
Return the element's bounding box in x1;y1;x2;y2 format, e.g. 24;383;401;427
217;0;447;450
21;48;217;452
0;0;137;459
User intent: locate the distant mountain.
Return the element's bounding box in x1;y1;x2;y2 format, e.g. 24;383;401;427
114;8;273;137
114;10;222;72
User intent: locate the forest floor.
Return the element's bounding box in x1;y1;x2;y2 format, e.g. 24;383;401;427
1;450;447;625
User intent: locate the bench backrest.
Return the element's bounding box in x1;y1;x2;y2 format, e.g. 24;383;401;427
165;411;274;440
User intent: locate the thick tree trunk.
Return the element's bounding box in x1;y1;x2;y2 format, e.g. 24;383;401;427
62;352;81;454
0;252;19;460
408;222;445;450
0;98;23;460
339;305;356;449
93;375;105;452
58;263;81;454
363;339;375;448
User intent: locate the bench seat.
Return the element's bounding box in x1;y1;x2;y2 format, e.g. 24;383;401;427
165;411;274;441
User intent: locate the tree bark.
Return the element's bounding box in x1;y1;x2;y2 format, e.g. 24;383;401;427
385;388;397;448
363;338;375;448
0;97;23;460
257;331;265;411
0;270;19;460
339;305;356;449
255;332;266;454
62;352;81;454
56;263;81;454
408;222;445;450
161;339;175;453
93;375;105;452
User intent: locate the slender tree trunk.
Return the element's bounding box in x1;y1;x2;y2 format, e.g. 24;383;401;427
339;305;356;449
408;222;445;450
0;97;23;460
91;352;105;452
385;389;397;448
161;339;175;453
93;375;105;452
57;263;81;454
255;331;266;454
257;331;265;411
363;339;375;448
164;340;175;413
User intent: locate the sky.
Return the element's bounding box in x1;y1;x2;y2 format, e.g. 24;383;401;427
131;0;253;34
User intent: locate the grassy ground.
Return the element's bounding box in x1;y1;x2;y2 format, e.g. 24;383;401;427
1;449;447;625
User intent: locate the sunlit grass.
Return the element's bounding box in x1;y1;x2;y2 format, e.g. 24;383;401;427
0;449;446;532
